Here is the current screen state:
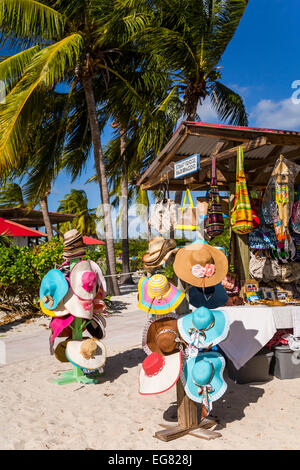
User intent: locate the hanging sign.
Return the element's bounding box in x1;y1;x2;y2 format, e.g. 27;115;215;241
174;154;200;179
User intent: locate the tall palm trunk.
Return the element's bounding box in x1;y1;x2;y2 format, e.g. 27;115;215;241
119;126;134;285
83;72;120;296
40;194;53;240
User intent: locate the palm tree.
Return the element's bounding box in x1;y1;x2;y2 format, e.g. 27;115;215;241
142;0;249;123
57;189;98;236
0;0;151;295
0;182;24;208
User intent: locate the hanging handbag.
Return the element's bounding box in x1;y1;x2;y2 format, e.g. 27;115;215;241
206;156;224;238
176;188;198;231
231;147;254;234
149;188;177;234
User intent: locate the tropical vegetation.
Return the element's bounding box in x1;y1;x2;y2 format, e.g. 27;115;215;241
0;0;249;295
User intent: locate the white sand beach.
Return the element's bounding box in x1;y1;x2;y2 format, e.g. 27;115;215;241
0;285;299;451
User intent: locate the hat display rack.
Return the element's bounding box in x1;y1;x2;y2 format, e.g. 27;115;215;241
39;229;107;385
138;186;231;441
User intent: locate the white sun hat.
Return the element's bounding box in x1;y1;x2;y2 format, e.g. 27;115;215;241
63;289;94;320
66;337;107;370
69;260;99;301
139;351;182;395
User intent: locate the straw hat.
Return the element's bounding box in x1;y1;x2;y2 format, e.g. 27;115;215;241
66;337;106;370
86;314;106;340
142;314;184;356
39;269;69;311
178;306;230;349
138;274;185;315
139;352;181;395
142;237;178;267
49;314;74;344
63;229;83;246
181;352;227;405
173;241;228;288
40;299;70;318
63;289;94;320
69;260;100;300
54;339;70;363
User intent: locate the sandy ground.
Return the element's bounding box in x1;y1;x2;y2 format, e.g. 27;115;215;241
0;284;300;450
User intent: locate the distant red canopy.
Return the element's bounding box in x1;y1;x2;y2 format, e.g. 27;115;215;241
0;217;46;237
83;235;105;245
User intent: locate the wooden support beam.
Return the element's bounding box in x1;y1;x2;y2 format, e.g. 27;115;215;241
245;145;284;172
200;137;269;168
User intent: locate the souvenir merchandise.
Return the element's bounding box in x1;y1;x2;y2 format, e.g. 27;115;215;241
189;284;228;310
66;337;107;371
181;352;227;414
149;188;177;235
138;274;185;315
63;229;86;260
206;156;224;238
178;306;230;351
39;269;69;311
142;314;184;356
173;241;228;288
176;189;199;231
231;147;254;234
139;351;182;395
142;237;178;271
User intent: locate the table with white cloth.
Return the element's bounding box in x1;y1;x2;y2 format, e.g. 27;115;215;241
218;305;300;370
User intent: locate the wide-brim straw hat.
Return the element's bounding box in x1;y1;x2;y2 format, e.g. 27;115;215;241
49;314;74;343
143;238;177;266
54;339;70;363
63;289;94;320
66;337;106;370
69;260;99;300
86;314;106;340
138;274;185;315
63;229;83;246
181;352;227;404
39;269;69;311
142;313;183;356
173;241;228;288
177;306;230;348
40;299;70;318
139;351;181;395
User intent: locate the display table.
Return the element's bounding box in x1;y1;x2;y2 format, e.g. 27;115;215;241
218;305;300;370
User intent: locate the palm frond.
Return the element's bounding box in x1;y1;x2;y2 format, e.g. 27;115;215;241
0;0;65;46
0;34;84;171
210;80;248;126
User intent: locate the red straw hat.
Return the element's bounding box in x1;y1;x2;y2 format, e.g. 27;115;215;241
139;351;181;395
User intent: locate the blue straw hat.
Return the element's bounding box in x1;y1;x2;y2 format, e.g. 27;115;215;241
39;269;69;311
178;306;229;348
181;351;227;405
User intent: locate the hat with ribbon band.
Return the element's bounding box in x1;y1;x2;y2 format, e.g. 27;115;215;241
181;352;227;413
138;274;185;315
39;269;69;311
178;306;230;350
142;313;184;356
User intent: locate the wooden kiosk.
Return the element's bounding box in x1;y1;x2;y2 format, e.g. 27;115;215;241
137;121;300;441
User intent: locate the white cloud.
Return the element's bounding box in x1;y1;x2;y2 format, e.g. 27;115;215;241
250;97;300;131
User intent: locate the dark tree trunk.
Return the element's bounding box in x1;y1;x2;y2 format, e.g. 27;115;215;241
83;72;120;296
40;195;53;241
119;126;134;285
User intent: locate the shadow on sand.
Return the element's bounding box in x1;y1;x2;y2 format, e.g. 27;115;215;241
162;370;267;429
98;347;146;384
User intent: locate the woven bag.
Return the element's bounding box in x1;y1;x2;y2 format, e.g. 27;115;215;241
206;156;224;238
231;147;254;234
176;189;198;231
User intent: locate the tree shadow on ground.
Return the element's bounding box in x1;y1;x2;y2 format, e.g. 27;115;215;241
97;347;146;384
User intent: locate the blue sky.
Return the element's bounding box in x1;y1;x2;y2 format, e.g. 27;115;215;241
52;0;300;216
2;1;300;229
